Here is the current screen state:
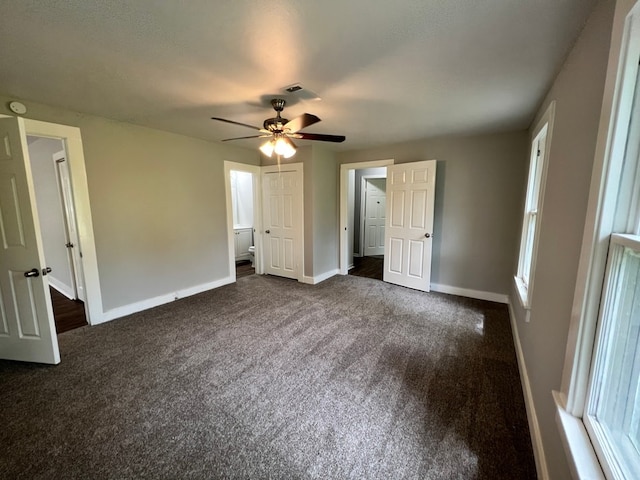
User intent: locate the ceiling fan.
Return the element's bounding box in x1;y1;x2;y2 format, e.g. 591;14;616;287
211;98;345;159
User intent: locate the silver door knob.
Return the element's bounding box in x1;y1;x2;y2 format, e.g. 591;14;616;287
424;233;432;238
24;268;40;278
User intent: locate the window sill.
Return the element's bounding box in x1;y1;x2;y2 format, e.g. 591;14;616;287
554;391;605;480
513;276;532;322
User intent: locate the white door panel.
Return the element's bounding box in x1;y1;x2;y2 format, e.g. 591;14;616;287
0;117;60;364
262;167;303;280
363;178;386;256
383;160;436;292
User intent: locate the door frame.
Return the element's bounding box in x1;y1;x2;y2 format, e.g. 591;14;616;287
360;174;387;257
20;118;103;325
224;161;263;280
339;159;394;275
52;148;85;301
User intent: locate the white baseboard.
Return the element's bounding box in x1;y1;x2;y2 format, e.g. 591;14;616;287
48;276;75;300
301;268;340;285
508;300;550;480
97;276;235;324
430;283;509;304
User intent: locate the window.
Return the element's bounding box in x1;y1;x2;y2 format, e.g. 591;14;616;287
583;53;640;479
515;103;554;311
586;235;640;479
558;6;640;478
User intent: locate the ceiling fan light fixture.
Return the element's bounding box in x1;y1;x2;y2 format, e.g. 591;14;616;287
274;137;296;158
259;140;275;157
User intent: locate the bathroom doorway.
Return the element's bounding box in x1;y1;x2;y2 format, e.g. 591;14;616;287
224;161;262;281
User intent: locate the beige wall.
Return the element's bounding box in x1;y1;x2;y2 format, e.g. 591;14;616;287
509;0;615;478
338;131;528;296
310;145;339;277
0;94;259;312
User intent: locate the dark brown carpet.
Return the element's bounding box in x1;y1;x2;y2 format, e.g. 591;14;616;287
0;274;536;479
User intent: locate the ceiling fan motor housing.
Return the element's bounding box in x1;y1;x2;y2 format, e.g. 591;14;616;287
264;117;289;131
264;98;288;131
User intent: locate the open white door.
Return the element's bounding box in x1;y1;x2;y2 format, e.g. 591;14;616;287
383;160;436;292
363;177;386;256
0;117;60;364
262;164;303;281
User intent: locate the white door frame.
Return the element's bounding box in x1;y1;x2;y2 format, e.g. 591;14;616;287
339;159;394;275
360;174;387;257
261;162;304;282
224;161;262;280
20;118;103;325
52;148;85;301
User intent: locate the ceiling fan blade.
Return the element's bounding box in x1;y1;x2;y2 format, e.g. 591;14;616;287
221;135;269;142
211;117;262;131
294;132;346;143
284;113;321;133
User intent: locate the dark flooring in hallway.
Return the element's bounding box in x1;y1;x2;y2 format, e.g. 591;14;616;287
349;255;383;281
50;287;87;334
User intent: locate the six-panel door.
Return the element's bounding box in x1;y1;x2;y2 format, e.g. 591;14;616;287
383;160;436;292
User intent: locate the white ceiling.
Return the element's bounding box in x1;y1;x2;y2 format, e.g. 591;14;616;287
0;0;599;151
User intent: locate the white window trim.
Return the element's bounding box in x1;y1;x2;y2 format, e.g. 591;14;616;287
584;233;640;479
557;1;640;479
514;101;555;314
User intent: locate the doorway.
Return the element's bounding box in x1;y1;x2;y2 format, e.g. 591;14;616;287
224;161;262;281
339;160;393;279
26;135;88;333
351;170;387;281
230;169;256;278
340;159;437;292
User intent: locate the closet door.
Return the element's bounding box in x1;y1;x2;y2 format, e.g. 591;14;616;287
261;164;303;280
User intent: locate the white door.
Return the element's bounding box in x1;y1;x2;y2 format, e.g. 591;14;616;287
383;160;436;292
363;178;386;256
0;117;60;364
262;166;303;280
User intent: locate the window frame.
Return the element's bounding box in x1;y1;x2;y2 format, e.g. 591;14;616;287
556;1;640;479
585;234;640;479
514;102;555;313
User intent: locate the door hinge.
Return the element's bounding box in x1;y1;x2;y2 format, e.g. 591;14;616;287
537;149;541;157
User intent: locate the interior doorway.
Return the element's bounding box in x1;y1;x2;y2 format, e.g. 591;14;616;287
340;159;437;292
26;135;88;333
361;175;387;257
339;160;393;279
230;169;256;278
224;161;262;281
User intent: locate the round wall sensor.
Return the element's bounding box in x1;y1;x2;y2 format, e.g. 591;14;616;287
9;101;27;115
